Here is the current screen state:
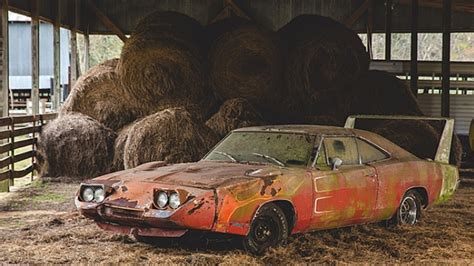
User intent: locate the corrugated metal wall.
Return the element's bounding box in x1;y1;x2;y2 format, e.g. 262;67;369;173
418;94;474;135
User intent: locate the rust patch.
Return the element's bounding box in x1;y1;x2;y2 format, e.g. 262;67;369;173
188;200;205;215
122;186;128;192
259;176;277;196
106;197;138;208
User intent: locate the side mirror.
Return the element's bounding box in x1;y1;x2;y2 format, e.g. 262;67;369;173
331;157;343;171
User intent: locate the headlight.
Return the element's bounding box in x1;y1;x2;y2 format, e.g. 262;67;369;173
82;187;94;202
169;192;180;209
94;188;106;203
157;191;168;208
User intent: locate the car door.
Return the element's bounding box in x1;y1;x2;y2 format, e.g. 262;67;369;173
310;136;378;230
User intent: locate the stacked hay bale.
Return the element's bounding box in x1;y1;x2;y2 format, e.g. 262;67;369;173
123;108;219;169
118;11;214;120
279;15;369;120
208;23;283;121
37;113;116;178
348;70;423;116
206;98;264;138
60;59;141;131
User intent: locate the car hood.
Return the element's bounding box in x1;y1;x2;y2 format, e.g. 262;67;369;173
91;160;282;189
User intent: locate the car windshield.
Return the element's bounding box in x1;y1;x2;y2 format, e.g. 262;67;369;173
203;131;315;167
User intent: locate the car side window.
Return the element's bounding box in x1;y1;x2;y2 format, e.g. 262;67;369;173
315;143;330;169
356;138;389;163
323;137;359;165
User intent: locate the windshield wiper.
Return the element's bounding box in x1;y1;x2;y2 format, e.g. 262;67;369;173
215;151;238;162
252;152;285;167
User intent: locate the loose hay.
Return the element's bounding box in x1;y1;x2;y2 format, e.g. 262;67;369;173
60;59;141;131
123;107;219;169
348;70;423;116
374;120;441;161
112;123;134;171
279;15;369;115
205;98;264;138
37;113;116;179
209;25;282;106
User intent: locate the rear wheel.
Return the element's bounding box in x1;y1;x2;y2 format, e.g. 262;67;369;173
243;203;288;255
392;190;422;225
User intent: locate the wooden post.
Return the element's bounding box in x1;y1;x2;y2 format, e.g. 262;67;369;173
53;0;61;111
70;0;78;87
441;0;451;117
84;32;90;70
410;0;418;97
9;119;14;186
0;0;8;118
367;0;374;59
385;0;392;60
31;0;40;115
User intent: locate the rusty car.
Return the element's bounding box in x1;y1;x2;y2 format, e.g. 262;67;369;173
75;116;459;254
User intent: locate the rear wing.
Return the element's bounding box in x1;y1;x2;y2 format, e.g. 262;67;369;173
344;115;455;164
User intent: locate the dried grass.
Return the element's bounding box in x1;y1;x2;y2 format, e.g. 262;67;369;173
123;107;219;169
60;59;142;131
37;113;116;179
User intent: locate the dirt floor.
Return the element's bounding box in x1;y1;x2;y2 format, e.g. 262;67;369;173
0;176;472;264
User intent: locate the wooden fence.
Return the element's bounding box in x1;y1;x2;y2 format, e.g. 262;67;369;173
0;113;57;186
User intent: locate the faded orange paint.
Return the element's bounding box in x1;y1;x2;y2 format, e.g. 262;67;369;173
75;125;459;239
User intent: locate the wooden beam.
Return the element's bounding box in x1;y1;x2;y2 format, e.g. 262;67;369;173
31;0;39;115
85;0;127;42
397;0;474;13
0;0;8;118
441;0;451;117
52;0;61;111
410;0;418;97
84;32;90;70
70;0;78;87
367;0;374;59
344;0;370;28
210;0;251;24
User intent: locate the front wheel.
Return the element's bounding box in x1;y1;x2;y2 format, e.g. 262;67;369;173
393;190;422;225
243;203;288;255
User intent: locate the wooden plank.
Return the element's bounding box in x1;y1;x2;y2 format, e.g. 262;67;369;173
397;0;474;14
13;138;35;150
344;0;369;28
12;164;34;179
85;0;127;42
12;125;41;137
40;113;58;121
12;150;35;164
31;0;40;115
0;141;10;153
0;128;10;139
0;155;10;168
0;169;10;182
0;116;11;126
11;115;36;124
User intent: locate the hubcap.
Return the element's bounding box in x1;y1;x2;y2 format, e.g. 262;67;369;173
400;196;417;225
252;217;278;244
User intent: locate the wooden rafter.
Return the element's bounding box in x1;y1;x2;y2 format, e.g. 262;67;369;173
210;0;251;24
86;0;127;42
344;0;370;28
397;0;474;13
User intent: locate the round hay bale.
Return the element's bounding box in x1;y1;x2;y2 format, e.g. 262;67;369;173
118;35;208;113
123;107;219;168
279;15;369;115
209;25;283;106
112;123;134;171
133;11;205;56
37;113;116;179
348;70;423;116
205;16;253;53
374;120;440;161
301;115;344;127
205;98;264;138
60;59;142;131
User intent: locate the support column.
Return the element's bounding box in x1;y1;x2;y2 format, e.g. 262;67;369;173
70;0;78;87
84;32;90;70
441;0;451;117
385;0;392;61
0;0;8;118
367;0;374;59
31;0;40;115
53;0;61;111
410;0;418;97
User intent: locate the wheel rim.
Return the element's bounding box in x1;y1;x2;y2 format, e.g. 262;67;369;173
399;196;417;225
252;216;279;245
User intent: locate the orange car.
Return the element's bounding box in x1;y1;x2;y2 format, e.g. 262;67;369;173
76;116;459;254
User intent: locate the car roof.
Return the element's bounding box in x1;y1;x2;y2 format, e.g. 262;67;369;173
233;125;355;136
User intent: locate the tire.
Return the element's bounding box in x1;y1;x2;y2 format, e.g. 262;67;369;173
392;190;422;225
243;203;289;255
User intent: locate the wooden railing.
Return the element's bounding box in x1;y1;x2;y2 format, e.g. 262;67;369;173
0;113;57;185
